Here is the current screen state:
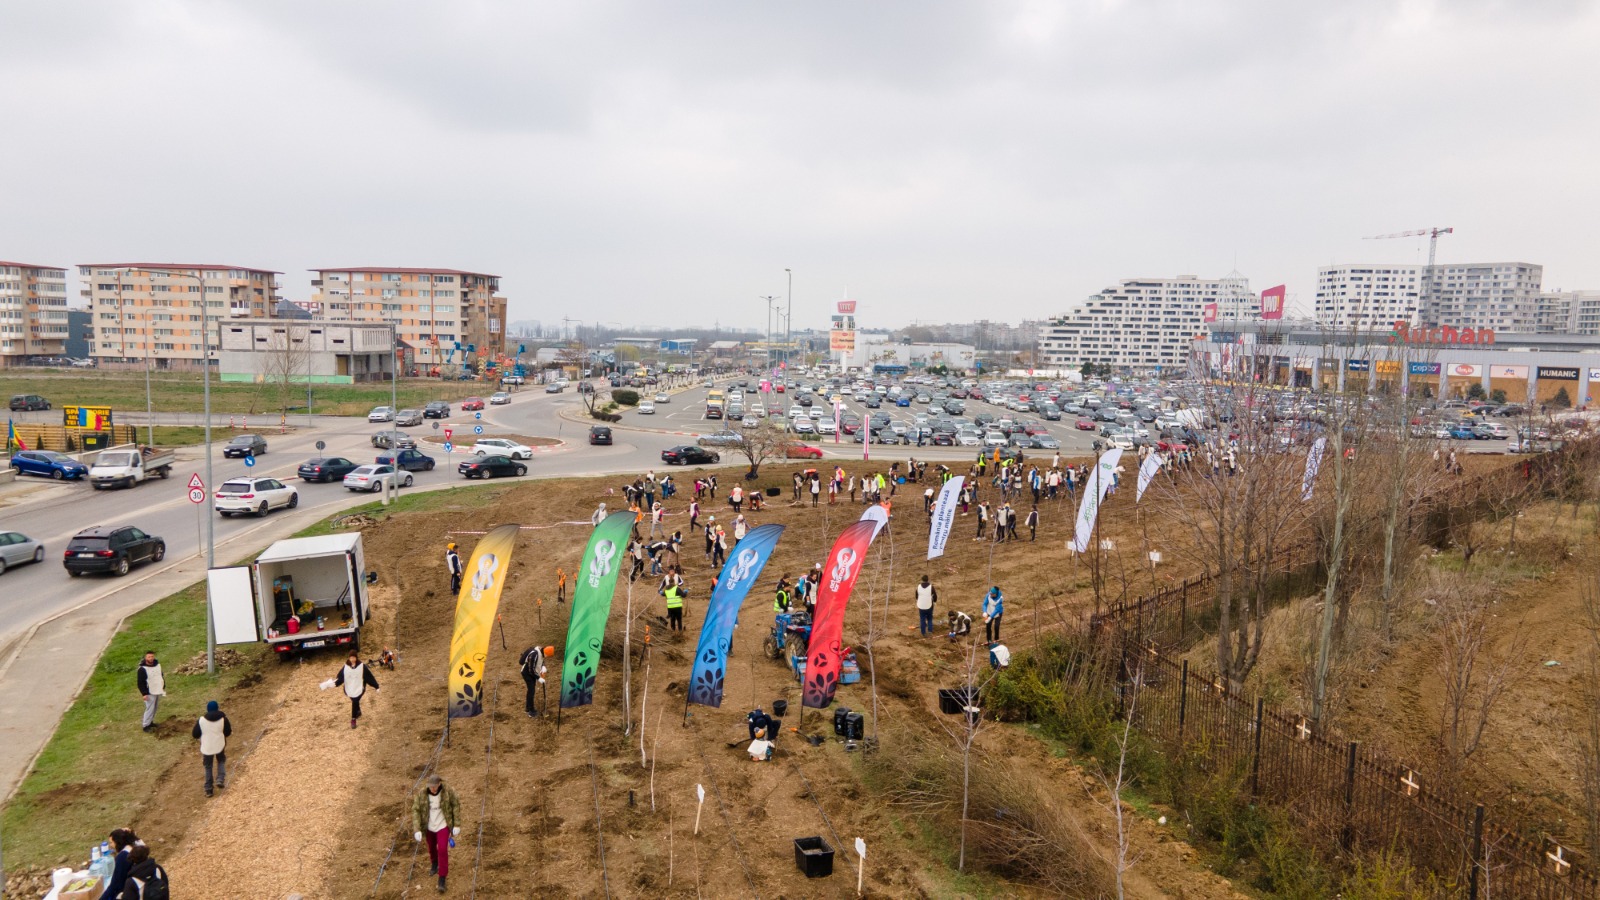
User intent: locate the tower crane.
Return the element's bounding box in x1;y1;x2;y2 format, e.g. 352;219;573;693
1364;227;1454;322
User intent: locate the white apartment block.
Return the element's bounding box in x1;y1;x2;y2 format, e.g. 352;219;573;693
0;261;69;365
1039;274;1253;372
309;268;507;369
1537;290;1600;336
1315;264;1423;329
1424;262;1542;331
81;264;281;371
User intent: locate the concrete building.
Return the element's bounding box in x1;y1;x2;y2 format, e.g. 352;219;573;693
309;267;506;370
0;261;70;365
1039;274;1254;373
218;318;396;383
1315;264;1424;329
1537;290;1600;336
80;264;281;371
1424;262;1543;331
841;334;976;372
64;308;92;360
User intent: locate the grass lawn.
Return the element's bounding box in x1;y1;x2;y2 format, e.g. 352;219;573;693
2;371;499;417
0;580;270;869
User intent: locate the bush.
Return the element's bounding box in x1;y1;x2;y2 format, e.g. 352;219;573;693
1552;386;1572;408
612;389;640;406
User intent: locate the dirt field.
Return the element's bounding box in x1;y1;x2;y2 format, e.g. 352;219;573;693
139;458;1248;898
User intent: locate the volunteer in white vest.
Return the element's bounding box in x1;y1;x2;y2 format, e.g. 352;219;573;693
191;700;233;797
915;575;939;637
136;651;165;732
333;651;380;729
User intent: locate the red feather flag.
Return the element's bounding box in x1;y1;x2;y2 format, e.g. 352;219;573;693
801;519;880;709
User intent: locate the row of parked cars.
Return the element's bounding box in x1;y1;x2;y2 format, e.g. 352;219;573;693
367;396;510;426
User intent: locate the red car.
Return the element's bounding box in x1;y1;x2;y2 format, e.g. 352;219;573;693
460;397;485;411
1075;417;1097;430
1024;423;1049;436
785;442;823;459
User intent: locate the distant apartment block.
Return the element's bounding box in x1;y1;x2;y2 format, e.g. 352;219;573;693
1315;264;1423;329
80;264;281;371
0;261;70;365
1039;274;1254;371
1537;290;1600;336
309;268;506;369
1424;262;1543;331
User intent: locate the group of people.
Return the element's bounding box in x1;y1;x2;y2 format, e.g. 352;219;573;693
89;828;169;899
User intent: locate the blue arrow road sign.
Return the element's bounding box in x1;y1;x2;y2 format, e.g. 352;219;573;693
443;442;453;453
243;455;256;467
473;425;484;434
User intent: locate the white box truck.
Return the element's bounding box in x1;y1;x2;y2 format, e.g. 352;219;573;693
207;533;371;658
88;444;175;489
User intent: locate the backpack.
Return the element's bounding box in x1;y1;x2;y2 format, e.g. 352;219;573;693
141;866;170;900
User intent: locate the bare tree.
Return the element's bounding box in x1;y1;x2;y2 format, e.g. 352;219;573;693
1435;588;1524;779
1578;562;1600;861
261;321;312;418
722;421;792;479
928;629;1003;873
1096;663;1145;898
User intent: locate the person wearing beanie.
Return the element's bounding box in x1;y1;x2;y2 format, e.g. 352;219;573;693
192;700;232;797
412;774;461;893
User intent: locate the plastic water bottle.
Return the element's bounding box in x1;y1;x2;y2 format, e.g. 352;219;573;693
90;845;101;870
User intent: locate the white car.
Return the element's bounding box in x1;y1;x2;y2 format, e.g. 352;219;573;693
214;477;298;517
794;419;816;434
472;438;534;460
957;432;982;447
344;464;413;492
489;392;512;405
750;404;767;418
788;406;808;420
638;402;657;415
741;415;761;429
817;419;838;435
368;406;395;422
655;393;671;403
808;407;825;419
983;431;1009;448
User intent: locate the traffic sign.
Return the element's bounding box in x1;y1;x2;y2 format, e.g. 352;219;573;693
244;455;256;467
188;487;206;504
431;422;439;430
443;442;453;453
188;473;205;490
315;440;326;451
474;412;482;420
444;427;453;439
473;425;484;435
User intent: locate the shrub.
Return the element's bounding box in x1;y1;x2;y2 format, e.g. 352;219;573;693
612;389;640;406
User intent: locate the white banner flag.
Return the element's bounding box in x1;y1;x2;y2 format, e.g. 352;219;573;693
1072;449;1123;553
1136;452;1164;503
1301;437;1326;501
860;503;889;539
926;475;966;560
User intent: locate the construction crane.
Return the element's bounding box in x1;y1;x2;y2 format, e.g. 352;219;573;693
1365;227;1454;321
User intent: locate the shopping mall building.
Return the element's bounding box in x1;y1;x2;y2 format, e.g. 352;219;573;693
1196;321;1600;407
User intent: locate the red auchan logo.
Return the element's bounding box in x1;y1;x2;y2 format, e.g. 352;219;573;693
1391;321;1495;345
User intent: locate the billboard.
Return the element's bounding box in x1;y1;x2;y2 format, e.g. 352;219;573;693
63;406;113;430
1259;285;1286;320
830;315;856;331
1589;368;1600;381
1490;365;1529;379
829;330;856;352
1537;366;1579;380
1346;359;1370;372
1408;362;1442;375
1448;363;1483;378
837;300;857;314
1375;360;1401;375
1202;302;1218;323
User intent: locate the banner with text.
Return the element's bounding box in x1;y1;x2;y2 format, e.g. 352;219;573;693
927;476;966;559
687;524;786;708
1259;284;1286;320
1302;437;1327;502
1136;452;1164;502
1072;449;1123;553
560;512;635;709
802;519;880;709
447;524;521;719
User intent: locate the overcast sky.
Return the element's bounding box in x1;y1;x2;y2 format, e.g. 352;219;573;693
4;0;1597;330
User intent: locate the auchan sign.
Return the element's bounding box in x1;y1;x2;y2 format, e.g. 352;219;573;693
1391;321;1495;345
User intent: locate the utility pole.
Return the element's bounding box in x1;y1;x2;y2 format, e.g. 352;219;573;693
784;268;792;370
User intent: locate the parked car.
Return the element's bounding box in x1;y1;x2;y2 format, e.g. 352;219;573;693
377;449;436;471
1075;417;1097;431
489;392;512;405
367;406;395;422
344;464;414;491
423;400;452;419
458;454;527;479
394;409;424;426
371;430;417;450
784;442;824;459
589;426;613;446
222;434;268;458
472;438;533;459
296;456;360;482
661;445;720;465
215;477;299;517
1029;435;1062;450
10;449;88;480
8;394;50;412
63;525;165;577
638;402;657;414
1448;424;1478;441
0;531;45;576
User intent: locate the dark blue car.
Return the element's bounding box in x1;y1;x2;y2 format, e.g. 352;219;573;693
10;450;88;480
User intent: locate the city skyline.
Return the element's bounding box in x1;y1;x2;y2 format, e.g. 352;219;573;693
3;3;1598;330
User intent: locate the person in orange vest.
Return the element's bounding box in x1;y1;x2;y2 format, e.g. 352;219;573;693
556;567;567;604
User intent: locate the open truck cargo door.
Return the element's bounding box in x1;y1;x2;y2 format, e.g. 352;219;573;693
208;565;262;644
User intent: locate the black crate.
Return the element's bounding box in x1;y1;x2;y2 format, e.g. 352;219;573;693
939;687;977;714
844;711;864;740
772;699;788;718
833;707;852;736
794;836;835;878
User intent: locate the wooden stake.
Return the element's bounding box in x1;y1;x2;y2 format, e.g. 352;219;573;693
855;836;867;896
693;783;705;835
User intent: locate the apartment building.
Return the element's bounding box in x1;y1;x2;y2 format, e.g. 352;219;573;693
0;261;70;365
309;268;506;369
1424;262;1543;331
1314;264;1423;329
1536;290;1600;336
1039;274;1254;372
80;264;280;371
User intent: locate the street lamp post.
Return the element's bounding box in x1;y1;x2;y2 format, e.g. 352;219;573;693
784;269;792;370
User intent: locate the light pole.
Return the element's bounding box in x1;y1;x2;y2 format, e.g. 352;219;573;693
761;296;780;377
784;268;792;370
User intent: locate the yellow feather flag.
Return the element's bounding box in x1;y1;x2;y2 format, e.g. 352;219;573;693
447;523;520;719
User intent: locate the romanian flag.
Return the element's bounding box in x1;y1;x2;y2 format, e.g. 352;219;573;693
6;419;25;452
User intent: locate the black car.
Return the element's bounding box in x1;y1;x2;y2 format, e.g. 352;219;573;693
458;454;526;479
222;434;268;458
863;396;881;408
931;431;956;446
297;456;360;482
8;394;50;411
589;426;613;445
661;445;720;465
63;525;165;577
423;401;452;418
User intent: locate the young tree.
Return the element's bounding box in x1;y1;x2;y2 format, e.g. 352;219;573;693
729;421;792;478
262;322;311;418
1435;587;1524;780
